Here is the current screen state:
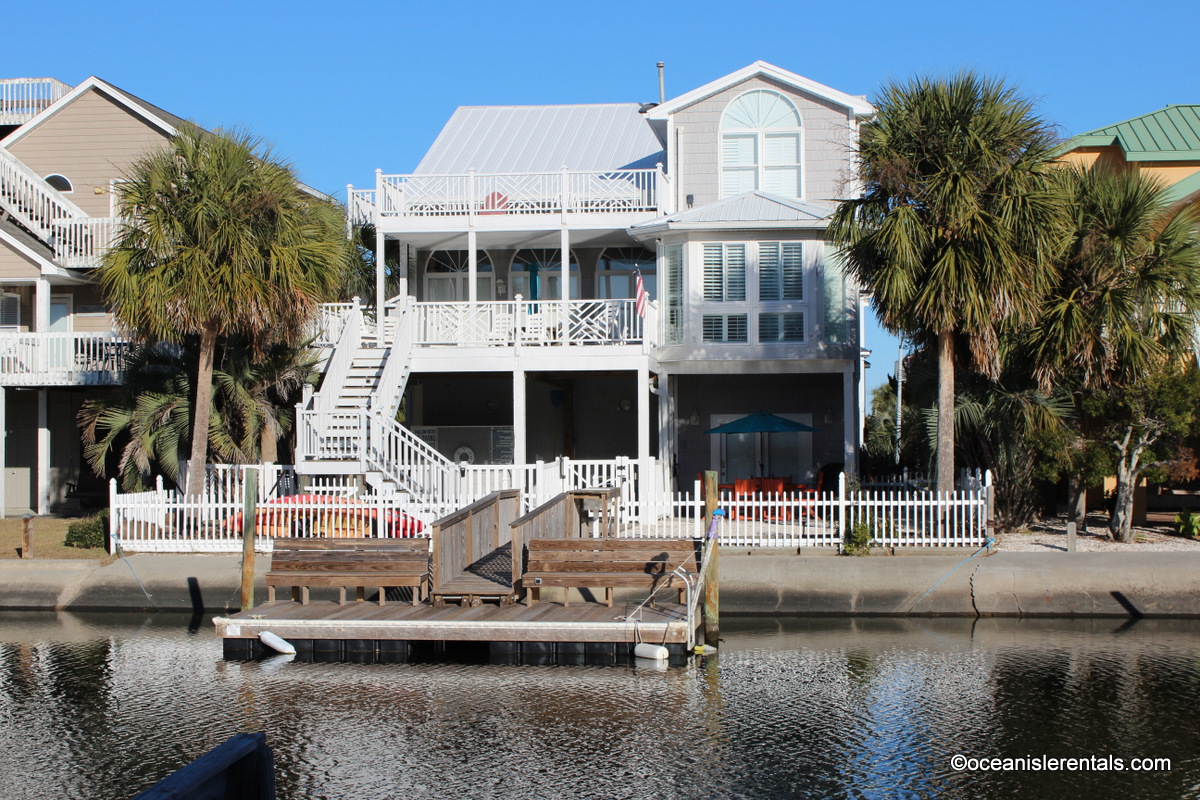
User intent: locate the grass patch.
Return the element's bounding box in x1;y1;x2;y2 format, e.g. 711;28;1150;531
0;516;109;560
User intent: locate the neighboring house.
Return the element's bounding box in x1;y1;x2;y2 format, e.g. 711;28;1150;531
1058;104;1200;211
313;62;875;506
0;76;187;515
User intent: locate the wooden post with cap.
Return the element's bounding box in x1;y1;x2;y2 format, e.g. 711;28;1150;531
240;469;258;610
703;470;720;644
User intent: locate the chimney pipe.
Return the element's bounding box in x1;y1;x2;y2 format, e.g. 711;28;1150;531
657;62;665;104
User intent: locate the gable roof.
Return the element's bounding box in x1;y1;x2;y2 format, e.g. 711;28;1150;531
1063;105;1200;161
630;191;832;235
644;61;874;121
415;104;665;174
1;76;183;148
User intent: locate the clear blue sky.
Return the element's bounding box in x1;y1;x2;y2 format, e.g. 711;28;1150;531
8;0;1198;402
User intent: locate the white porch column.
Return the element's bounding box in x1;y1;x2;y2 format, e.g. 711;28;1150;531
559;226;570;343
35;277;50;331
512;366;527;468
0;387;6;518
467;228;478;304
843;365;858;475
375;229;386;346
637;363;650;463
37;389;49;515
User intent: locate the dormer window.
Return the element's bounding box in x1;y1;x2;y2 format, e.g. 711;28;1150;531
720;90;802;199
44;174;73;193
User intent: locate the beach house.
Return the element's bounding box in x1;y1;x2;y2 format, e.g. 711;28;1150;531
297;62;875;510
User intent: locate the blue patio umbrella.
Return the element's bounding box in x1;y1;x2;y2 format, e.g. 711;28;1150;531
704;412;818;478
704;412;817;435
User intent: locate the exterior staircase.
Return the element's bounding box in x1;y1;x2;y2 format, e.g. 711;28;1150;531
297;298;457;512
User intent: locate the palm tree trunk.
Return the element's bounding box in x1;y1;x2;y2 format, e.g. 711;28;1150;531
936;330;955;493
186;325;218;496
261;422;278;464
1068;475;1088;534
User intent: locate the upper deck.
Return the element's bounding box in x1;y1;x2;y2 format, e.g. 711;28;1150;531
349;167;672;242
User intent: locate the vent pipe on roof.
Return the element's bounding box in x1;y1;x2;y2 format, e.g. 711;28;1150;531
657;62;665;104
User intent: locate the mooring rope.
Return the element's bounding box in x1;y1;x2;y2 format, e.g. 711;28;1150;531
111;528;155;606
909;537;995;611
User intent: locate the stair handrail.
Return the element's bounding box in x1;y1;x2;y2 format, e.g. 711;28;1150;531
372;296;416;421
365;411;457;506
313;296;362;413
0;148;90;242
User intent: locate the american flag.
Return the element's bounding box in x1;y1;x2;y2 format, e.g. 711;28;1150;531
635;269;648;318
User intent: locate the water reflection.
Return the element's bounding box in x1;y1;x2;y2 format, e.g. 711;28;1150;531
0;612;1198;799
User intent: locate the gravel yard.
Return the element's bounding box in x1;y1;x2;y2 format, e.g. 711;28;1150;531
995;513;1200;552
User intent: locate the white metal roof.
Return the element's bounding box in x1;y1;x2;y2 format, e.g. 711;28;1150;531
644;61;875;121
414;103;665;175
631;191;832;235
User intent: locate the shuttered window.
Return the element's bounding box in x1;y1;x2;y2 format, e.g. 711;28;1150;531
665;245;683;345
0;294;19;329
759;312;805;342
759;242;804;301
702;314;748;343
702;244;746;302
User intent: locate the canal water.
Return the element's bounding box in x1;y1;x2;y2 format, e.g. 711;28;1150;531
2;613;1199;799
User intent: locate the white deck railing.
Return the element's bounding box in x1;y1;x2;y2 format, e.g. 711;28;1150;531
0;148;90;243
53;216;120;268
0;78;70;125
360;167;662;221
0;332;129;386
412;298;651;347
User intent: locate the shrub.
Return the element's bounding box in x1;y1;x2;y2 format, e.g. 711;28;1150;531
844;521;872;556
65;510;108;549
1175;509;1200;539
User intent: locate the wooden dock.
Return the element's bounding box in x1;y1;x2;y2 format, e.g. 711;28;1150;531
215;489;708;667
214;597;692;666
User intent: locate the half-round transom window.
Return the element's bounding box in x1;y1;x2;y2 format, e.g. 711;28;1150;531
720;90;802;199
44;174;73;193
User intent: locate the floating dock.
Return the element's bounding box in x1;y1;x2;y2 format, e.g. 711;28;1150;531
214;597;692;666
214;489;707;668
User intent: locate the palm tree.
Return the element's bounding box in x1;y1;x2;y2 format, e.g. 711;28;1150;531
78;340;319;491
100;125;349;494
831;72;1063;492
1028;164;1200;540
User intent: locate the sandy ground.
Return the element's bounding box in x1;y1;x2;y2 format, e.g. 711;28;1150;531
995;513;1200;552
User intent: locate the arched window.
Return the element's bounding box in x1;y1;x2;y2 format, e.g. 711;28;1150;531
44;174;73;193
596;246;656;300
720;90;803;199
511;249;578;301
425;250;493;301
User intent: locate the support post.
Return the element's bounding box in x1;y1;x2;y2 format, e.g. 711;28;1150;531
703;470;719;644
22;514;32;559
467;227;478;304
36;389;49;515
559;224;570;343
1067;521;1077;552
0;386;6;518
240;468;258;610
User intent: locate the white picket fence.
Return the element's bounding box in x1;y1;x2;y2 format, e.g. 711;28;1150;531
107;468;432;554
621;472;993;548
108;463;992;553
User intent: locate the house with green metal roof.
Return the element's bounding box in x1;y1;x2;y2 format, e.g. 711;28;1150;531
1059;104;1200;207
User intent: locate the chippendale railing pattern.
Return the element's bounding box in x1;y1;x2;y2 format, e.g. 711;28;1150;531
349;167;665;224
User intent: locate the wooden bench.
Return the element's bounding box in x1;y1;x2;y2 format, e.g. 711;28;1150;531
265;539;430;607
521;537;701;607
